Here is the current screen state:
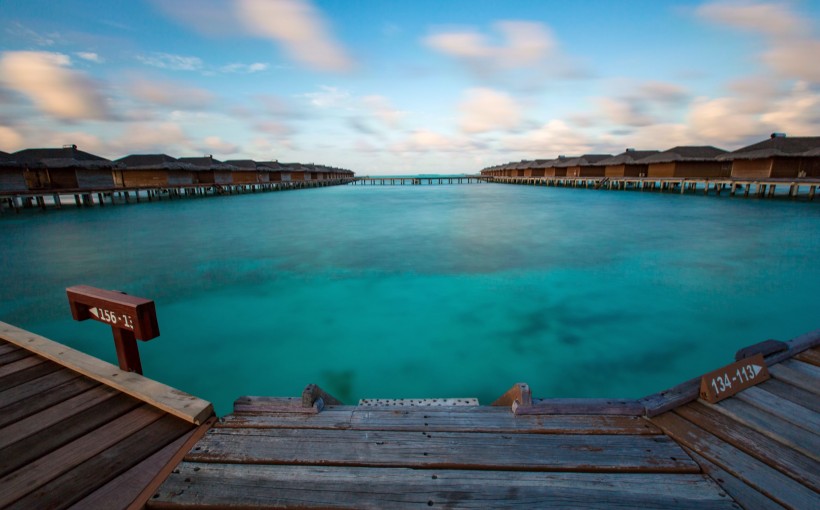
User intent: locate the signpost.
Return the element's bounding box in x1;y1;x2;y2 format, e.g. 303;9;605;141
66;285;160;374
699;353;770;404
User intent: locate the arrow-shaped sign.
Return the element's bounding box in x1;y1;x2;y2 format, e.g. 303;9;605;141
752;364;762;377
89;307;99;318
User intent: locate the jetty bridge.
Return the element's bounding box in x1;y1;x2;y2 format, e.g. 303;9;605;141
350;175;487;185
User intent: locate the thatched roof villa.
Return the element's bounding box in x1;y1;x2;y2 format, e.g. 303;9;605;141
12;145;118;190
557;154;613;177
0;151;24;192
115;154;200;187
177;156;238;185
639;146;730;178
223;159;272;184
596;149;660;177
718;134;820;179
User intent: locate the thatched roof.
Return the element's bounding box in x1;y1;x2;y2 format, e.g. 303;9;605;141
554;154;613;168
594;150;660;166
177;156;238;171
116;154;199;171
637;146;727;163
0;150;16;167
223;159;273;172
12;145;117;169
717;136;820;160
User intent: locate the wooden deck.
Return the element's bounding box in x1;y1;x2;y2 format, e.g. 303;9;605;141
150;332;819;509
0;321;215;509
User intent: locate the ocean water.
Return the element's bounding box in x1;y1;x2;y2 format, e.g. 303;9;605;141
1;183;818;415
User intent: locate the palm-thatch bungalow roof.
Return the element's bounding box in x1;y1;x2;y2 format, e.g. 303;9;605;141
223;159;275;172
716;136;820;160
115;154;199;171
0;150;15;167
637;146;727;163
594;150;660;166
554;154;613;168
12;145;118;169
177;156;238;171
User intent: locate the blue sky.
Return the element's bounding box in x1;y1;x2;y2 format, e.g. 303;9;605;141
1;0;819;174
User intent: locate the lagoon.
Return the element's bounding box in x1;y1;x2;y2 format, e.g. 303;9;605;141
1;182;818;415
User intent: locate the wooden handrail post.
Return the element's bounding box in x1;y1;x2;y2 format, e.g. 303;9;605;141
492;382;532;413
66;285;160;375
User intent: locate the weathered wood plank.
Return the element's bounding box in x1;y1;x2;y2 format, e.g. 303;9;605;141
0;384;121;450
639;377;701;417
763;328;820;366
684;448;785;510
674;402;819;491
793;348;820;367
186;428;698;473
149;464;736;509
651;412;819;509
759;378;820;413
0;376;99;429
710;397;820;462
768;360;820;396
734;386;820;433
0;405;164;507
0;348;32;365
234;396;320;414
8;414;192;510
0;392;144;478
0;358;62;390
0;321;213;425
219;408;661;435
0;368;82;410
735;339;788;361
0;355;47;380
0;342;21;356
525;398;645;415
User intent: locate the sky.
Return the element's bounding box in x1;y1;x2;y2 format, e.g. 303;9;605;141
1;0;819;174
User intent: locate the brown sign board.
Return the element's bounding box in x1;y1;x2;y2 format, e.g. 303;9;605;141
699;353;770;404
66;285;159;341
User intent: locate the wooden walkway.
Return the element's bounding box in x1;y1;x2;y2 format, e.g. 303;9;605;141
0;321;215;509
150;332;819;509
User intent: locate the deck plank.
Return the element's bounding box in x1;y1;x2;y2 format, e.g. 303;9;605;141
0;354;45;379
8;414;192;510
0;404;164;507
221;407;661;435
187;428;698;473
734;386;819;433
674;401;819;491
793;347;820;367
0;359;62;390
0;349;32;365
149;464;736;510
651;412;819;509
0;376;100;429
711;397;820;462
684;448;785;510
0;392;144;478
759;378;820;413
0;368;82;409
768;360;820;395
0;342;20;356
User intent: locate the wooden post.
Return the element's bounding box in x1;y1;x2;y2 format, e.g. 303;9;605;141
810;185;816;201
66;285;160;375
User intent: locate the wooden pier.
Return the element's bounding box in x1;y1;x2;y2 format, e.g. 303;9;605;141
0;178;354;214
151;332;819;509
0;321;214;509
350;176;486;185
490;176;819;200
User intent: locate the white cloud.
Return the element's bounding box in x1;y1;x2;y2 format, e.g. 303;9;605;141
0;51;111;121
687;96;765;142
75;52;103;63
235;0;353;72
390;130;476;153
221;62;269;73
0;125;24;150
202;136;240;154
458;88;523;133
361;95;405;128
500;120;591;155
302;86;351;108
129;78;215;110
696;1;807;37
426;21;555;69
596;97;655;128
137;52;203;71
760;81;820;135
763;39;820;82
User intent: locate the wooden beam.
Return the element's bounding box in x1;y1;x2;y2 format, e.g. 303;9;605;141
0;321;213;425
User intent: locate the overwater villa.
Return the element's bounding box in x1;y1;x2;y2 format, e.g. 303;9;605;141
719;134;820;179
177;155;239;186
114;154;200;188
11;145;118;191
639;146;730;178
558;154;613;177
597;149;661;177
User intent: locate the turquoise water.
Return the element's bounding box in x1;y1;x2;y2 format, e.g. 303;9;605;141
1;183;818;415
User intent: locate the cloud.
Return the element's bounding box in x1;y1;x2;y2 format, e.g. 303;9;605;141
697;1;820;83
0;125;24;150
597;97;655;128
220;62;269;73
302;86;351;108
76;52;103;63
253;120;295;137
235;0;353;72
426;21;555;69
390;130;477;153
361;95;405;128
458;88;523;133
107;122;192;155
128;78;215;110
201;136;240;154
0;51;111;121
760;81;820;135
687;96;765;142
500;120;592;155
137;52;203;71
637;81;689;105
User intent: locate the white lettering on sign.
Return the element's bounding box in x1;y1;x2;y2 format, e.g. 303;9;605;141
699;353;770;403
88;306;135;330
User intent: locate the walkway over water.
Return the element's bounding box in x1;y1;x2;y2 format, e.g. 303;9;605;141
350;176;486;185
152;331;820;509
